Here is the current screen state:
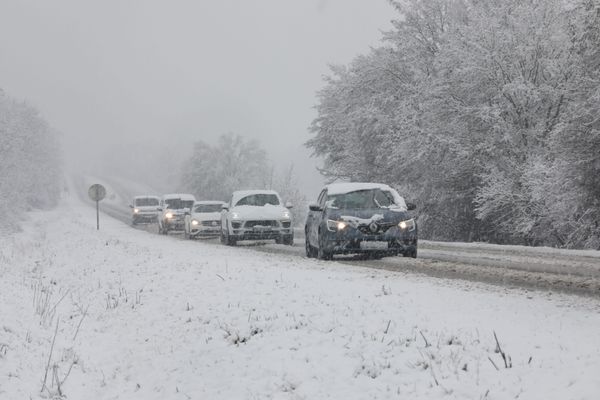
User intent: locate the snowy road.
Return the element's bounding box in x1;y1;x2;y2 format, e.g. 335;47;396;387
2;189;600;399
82;176;600;297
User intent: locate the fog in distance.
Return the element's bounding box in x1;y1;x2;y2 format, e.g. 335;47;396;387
0;0;394;198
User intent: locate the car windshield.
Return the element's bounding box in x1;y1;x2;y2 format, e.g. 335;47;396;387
235;194;280;207
135;198;158;207
194;204;222;213
165;199;195;210
327;189;398;209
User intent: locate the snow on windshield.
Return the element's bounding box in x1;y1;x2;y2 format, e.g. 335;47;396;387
194;204;222;213
327;189;405;210
135;197;159;207
166;199;195;210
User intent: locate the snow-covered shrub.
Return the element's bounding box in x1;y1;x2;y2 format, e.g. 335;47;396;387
0;89;62;232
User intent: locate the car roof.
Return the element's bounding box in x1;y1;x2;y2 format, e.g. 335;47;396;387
161;193;196;201
134;195;160;200
324;182;395;195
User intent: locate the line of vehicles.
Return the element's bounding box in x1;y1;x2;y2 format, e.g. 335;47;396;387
129;183;418;259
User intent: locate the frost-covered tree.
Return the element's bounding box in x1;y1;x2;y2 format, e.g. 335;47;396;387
180;133;269;201
0;89;62;232
544;0;600;248
307;0;600;248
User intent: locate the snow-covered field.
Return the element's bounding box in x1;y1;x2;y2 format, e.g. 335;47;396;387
1;192;599;400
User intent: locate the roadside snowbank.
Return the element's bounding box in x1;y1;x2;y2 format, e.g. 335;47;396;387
1;193;599;399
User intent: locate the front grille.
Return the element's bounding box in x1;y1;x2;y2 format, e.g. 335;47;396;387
201;220;220;227
244;220;277;228
357;222;396;235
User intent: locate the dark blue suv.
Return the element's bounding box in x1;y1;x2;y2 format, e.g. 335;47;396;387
305;183;417;260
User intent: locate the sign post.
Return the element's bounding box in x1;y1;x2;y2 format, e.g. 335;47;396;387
87;184;107;230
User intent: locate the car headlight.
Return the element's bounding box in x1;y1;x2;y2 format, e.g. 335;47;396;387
231;212;240;219
191;219;199;226
165;212;174;219
282;211;291;220
133;208;139;214
398;218;416;231
327;219;347;232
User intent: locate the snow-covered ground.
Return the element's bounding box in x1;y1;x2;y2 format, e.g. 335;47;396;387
1;192;599;400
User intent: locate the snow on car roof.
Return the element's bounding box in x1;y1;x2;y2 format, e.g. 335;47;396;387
231;190;281;205
193;200;225;205
134;195;160;200
161;193;196;201
325;182;395;195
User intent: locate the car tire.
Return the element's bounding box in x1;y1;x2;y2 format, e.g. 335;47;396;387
282;234;294;246
403;248;417;258
305;236;317;258
225;226;237;246
317;230;333;260
368;252;384;260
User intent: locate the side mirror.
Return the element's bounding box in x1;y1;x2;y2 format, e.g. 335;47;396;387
222;204;229;211
129;204;134;209
285;201;293;209
308;202;322;212
157;207;163;212
406;202;416;211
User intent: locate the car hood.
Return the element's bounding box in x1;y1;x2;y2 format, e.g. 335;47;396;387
326;208;411;225
136;206;159;212
191;211;221;221
230;205;289;220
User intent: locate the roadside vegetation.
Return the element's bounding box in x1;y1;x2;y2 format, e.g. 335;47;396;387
0;89;62;232
307;0;600;249
179;132;308;224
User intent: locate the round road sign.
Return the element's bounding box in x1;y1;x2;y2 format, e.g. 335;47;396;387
88;184;107;202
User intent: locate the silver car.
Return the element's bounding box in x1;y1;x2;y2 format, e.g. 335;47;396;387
184;201;225;239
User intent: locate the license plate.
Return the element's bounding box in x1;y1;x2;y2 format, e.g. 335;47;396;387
360;241;388;250
253;226;268;232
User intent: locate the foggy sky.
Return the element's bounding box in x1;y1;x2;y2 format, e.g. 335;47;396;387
0;0;394;197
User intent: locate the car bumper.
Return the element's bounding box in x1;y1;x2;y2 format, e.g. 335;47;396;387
190;226;221;237
164;219;185;231
321;227;417;255
230;227;293;241
133;213;158;223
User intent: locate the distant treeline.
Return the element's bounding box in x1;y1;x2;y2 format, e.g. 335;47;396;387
179;132;308;225
307;0;600;249
0;89;62;231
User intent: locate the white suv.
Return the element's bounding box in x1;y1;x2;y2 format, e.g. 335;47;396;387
157;193;196;235
184;201;225;239
221;190;293;246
